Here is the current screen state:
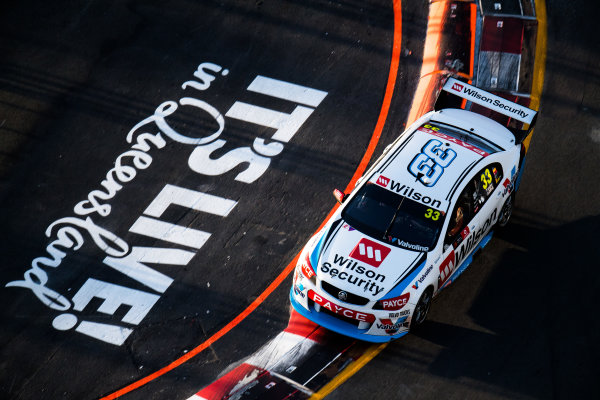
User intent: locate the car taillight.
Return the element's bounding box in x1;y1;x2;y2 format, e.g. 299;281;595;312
299;252;316;283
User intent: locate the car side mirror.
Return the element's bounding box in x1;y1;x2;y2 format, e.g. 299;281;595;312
333;189;346;204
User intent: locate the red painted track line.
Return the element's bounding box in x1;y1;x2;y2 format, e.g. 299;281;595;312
99;1;402;398
469;2;476;80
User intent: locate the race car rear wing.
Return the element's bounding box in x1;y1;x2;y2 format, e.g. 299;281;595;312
434;77;537;144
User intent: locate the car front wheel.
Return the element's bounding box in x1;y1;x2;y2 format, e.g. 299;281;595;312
411;287;433;328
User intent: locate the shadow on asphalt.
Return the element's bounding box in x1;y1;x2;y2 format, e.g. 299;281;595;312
413;213;599;399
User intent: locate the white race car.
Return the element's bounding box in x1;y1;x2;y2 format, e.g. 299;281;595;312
290;78;537;342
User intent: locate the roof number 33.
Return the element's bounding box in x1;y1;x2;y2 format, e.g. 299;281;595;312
408;138;457;187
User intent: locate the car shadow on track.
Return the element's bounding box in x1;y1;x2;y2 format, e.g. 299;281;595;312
412;214;600;399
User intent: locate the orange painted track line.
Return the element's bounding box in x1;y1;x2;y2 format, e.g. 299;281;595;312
461;1;477;109
406;0;448;126
406;0;477;125
99;1;402;399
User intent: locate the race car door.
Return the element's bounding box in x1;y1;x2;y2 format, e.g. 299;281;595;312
437;162;504;290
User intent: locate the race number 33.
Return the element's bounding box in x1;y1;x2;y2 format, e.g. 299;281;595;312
408;139;456;186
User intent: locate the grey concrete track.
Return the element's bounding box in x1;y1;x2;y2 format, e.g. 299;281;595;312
0;1;598;400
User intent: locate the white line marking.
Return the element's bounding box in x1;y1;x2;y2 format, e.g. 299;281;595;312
72;278;160;325
75;320;133;346
103;247;195;293
186;394;207;400
129;216;211;249
144;184;237;218
247;75;328;107
225;102;314;143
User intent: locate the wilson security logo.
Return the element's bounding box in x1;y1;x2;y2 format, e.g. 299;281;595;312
451;82;464;92
349;238;390;268
443;77;535;124
376;175;390;187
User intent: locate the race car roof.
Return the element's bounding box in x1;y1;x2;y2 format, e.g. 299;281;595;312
369;120;490;212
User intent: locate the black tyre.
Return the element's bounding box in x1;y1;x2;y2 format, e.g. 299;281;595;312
411;287;433;328
497;194;514;227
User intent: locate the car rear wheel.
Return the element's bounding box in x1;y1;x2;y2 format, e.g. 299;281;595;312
497;194;514;227
411;287;433;328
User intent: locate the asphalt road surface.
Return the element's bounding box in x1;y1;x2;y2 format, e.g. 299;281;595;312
0;1;598;399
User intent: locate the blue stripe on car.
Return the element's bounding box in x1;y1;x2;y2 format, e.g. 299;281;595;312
310;230;328;267
380;259;427;300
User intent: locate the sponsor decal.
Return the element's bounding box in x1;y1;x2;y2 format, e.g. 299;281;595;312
5;62;327;345
408;138;457;187
301;262;315;280
321;255;386;296
454;208;498;267
349;238;391;268
308;290;375;323
376;175;390;187
438;251;456;286
388;309;410;318
460;226;470;240
413;265;433;289
388;238;429;252
452;234;464;249
379;178;443;209
293;284;305;299
502;177;514;196
418;127;489;157
379;293;410;310
377;317;408;333
342;223;355;231
443;77;535;124
451;82;464;92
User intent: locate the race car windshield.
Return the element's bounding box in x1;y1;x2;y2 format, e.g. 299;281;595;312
342;183;445;251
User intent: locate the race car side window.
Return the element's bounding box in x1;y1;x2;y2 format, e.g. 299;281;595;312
445;163;503;246
477;163;504;207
